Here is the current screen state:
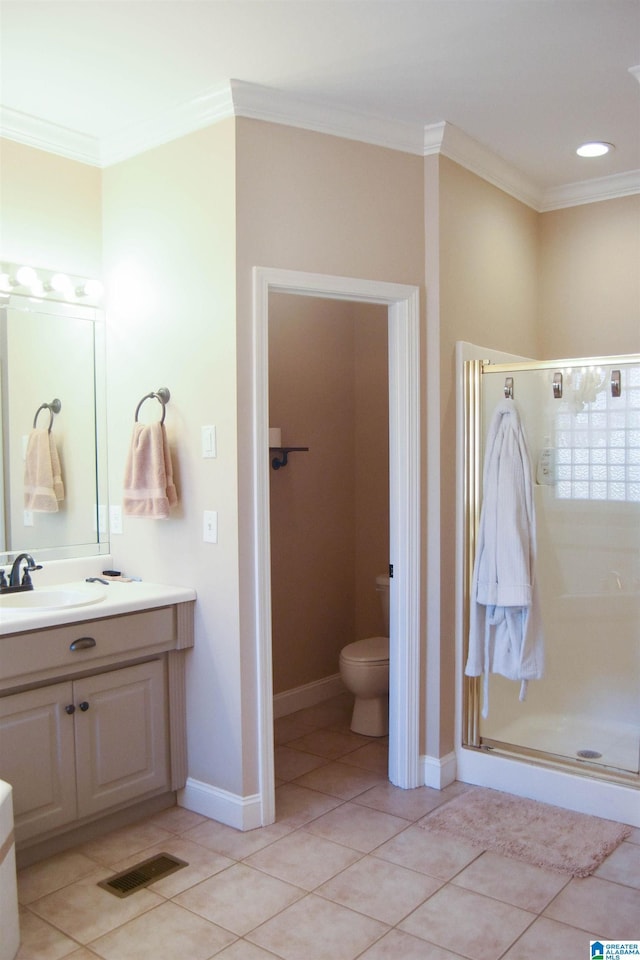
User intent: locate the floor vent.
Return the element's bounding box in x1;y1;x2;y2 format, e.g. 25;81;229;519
98;853;188;898
577;749;603;759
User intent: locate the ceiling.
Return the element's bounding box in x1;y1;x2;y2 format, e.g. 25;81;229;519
1;0;639;202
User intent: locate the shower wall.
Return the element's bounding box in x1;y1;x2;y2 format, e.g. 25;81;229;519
473;357;640;777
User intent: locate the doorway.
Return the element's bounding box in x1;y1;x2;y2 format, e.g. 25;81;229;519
252;268;421;825
268;294;389;724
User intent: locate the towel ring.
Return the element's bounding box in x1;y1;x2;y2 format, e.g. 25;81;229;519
135;387;170;424
33;398;62;433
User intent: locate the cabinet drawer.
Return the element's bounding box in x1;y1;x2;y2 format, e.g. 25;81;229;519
1;607;176;685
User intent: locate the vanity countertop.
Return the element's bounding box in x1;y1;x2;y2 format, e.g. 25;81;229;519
0;579;196;636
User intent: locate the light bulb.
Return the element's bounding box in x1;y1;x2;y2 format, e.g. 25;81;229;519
0;273;12;292
16;265;38;288
50;273;73;294
576;141;614;158
76;278;104;299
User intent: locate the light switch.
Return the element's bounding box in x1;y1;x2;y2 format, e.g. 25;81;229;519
202;425;217;458
203;510;218;543
110;505;123;535
23;509;34;527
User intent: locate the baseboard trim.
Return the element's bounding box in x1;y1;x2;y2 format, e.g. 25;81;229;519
273;674;346;719
16;793;175;868
179;778;262;831
422;751;457;789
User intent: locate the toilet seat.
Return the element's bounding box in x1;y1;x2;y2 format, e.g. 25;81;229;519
340;636;389;664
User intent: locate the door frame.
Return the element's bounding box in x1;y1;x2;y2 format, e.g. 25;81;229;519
252;267;421;824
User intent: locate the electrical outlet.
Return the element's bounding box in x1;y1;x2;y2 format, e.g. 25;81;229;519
203;510;218;543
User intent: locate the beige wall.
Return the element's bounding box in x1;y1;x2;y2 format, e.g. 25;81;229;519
539;195;640;359
0;138;102;275
101;121;242;795
436;156;541;753
353;302;390;640
268;294;388;696
235;118;425;787
235;120;425;284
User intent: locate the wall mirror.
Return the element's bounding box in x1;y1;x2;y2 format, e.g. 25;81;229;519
0;269;108;564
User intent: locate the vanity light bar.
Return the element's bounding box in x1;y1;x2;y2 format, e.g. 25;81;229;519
0;261;104;307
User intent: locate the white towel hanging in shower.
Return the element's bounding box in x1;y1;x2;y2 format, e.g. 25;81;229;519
465;398;544;718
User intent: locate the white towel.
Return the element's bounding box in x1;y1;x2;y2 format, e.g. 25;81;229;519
465;399;544;717
123;421;177;519
24;428;65;512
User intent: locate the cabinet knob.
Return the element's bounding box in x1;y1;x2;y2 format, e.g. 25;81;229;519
65;704;76;715
69;637;96;651
79;701;90;712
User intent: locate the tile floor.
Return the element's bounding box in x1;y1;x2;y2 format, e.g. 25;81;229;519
15;693;640;960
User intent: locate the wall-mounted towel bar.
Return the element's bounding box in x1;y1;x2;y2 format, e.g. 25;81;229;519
33;398;61;432
270;446;309;470
135;387;170;424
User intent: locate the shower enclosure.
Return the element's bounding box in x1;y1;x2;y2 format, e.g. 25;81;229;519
463;353;640;789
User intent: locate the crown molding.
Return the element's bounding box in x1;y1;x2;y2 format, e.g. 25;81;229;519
424;120;640;211
2;81;638;210
0;85;235;167
99;83;235;165
0;105;101;165
228;79;425;156
424;121;544;210
540;168;640;211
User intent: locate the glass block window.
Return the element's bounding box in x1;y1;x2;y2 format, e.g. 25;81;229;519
554;365;640;502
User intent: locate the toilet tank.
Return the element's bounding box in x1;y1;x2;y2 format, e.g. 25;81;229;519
376;574;390;634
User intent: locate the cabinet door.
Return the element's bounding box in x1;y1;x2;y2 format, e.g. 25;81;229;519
73;660;169;817
0;683;77;842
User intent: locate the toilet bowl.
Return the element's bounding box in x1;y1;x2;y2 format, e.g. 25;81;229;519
339;635;390;736
339;575;390;737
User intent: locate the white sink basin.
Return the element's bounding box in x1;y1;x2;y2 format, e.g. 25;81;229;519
0;583;107;611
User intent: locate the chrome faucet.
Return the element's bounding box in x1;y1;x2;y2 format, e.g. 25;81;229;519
7;553;42;591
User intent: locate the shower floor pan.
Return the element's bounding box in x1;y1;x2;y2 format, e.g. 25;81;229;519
482;712;639;774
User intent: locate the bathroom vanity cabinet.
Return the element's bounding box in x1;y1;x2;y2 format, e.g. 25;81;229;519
0;660;168;841
0;589;195;851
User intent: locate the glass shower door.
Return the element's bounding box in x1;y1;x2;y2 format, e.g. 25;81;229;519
470;356;640;779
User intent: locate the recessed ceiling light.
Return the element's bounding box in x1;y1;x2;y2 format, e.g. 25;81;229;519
576;141;614;158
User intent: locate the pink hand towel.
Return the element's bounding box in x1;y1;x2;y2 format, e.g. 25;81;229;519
123;421;177;519
24;428;65;512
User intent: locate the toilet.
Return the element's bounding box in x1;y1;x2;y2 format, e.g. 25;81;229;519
339;574;390;737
